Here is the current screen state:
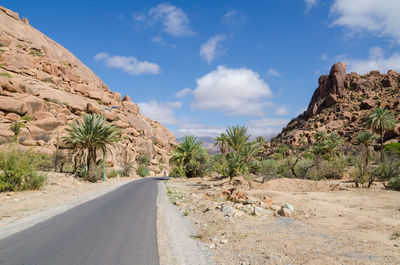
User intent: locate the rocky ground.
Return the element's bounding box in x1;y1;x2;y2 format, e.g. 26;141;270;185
0;172;137;228
166;177;400;265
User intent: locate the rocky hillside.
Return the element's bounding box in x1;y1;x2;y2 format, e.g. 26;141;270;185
272;62;400;147
0;6;175;175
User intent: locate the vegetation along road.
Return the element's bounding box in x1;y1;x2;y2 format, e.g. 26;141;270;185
0;178;161;265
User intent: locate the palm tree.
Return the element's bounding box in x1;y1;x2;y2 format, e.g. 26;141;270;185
63;114;120;179
367;108;396;162
214;133;229;155
241;142;262;165
226;125;250;152
255;136;265;145
355;131;378;166
170;136;204;178
277;143;290;158
227;151;246;178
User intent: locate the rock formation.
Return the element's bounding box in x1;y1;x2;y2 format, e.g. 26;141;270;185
272;62;400;147
0;6;175;175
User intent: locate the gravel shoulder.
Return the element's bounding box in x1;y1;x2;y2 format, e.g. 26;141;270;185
0;173;139;240
157;181;214;265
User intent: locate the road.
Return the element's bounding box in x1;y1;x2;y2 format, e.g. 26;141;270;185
0;178;162;265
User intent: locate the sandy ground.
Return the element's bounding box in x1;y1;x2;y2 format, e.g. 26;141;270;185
0;172;138;237
166;177;400;265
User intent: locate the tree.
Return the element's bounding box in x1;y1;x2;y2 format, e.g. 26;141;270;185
226;125;250;152
170;136;209;178
255;136;265;145
63;114;120;181
213;133;229;155
277;143;290;158
355;131;378;167
312;131;342;160
367;108;396;162
241;141;262;165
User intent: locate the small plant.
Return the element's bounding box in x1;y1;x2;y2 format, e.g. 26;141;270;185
390;232;400;240
21;114;33;121
183;211;189;216
136;164;148;177
42;77;54;83
29;48;43;57
16;44;24;49
107;169;120;178
0;49;5;53
10;121;24;140
0;72;12;78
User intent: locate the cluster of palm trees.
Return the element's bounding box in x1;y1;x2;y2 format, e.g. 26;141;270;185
170;125;263;179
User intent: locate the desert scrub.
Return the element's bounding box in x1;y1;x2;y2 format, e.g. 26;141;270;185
136;164;148;177
107;169;124;179
0;148;47;192
21;114;33;121
29;48;43;57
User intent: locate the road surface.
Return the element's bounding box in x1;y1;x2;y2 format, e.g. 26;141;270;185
0;178;162;265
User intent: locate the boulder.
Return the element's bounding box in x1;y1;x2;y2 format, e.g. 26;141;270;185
21;96;44;115
360;99;374;110
21;139;37;146
221;205;233;216
122;95;132;102
115;120;130;128
86;102;102;114
382;76;396;88
278;207;292;217
88;90;103;101
5;113;20;121
33;111;54;120
0;128;14;137
31;117;64;131
123;101;140;115
0;96;27;115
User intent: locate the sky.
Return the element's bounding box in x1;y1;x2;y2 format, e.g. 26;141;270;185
3;0;400;139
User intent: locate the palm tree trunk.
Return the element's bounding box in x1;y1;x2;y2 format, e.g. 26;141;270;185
380;132;384;162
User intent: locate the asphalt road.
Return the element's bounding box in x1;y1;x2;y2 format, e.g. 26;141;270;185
0;178;162;265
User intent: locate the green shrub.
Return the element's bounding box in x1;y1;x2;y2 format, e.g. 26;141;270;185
10;121;24;138
21;114;33;121
121;162;133;177
107;169;119;179
384;143;400;155
0;72;12;78
136;154;149;165
0;148;47;192
136;164;148;177
170;165;185;178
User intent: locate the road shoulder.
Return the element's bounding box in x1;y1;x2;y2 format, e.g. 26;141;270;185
157;181;214;265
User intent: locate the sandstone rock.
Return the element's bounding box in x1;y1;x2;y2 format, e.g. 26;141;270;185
122;95;132;102
31;117;64;131
0;128;14;137
37;139;45;146
0;96;27;115
282;204;295;212
123;101;140;115
5;113;20;121
86;102;102;114
115;120;130;128
33;111;54;120
221;205;233;216
343;111;352;120
0;6;19;20
88;90;103;101
21;96;43;115
278;207;292;217
325;94;338;107
21;139;37;146
360;99;374;110
382;76;396;87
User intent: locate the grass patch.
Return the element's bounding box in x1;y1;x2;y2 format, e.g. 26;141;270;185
21;114;33;121
42;77;54;83
390;232;400;240
0;72;12;78
29;48;43;57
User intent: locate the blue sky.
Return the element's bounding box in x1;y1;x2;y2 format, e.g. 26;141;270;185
4;0;400;138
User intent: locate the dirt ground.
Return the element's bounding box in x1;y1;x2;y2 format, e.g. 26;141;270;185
166;177;400;265
0;172;137;228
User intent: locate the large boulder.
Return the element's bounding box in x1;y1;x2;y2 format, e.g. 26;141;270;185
0;96;27;115
31;117;64;131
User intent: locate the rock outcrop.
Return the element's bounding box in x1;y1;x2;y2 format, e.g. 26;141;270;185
0;6;175;175
272;62;400;148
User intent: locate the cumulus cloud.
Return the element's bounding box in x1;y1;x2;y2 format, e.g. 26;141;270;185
222;10;244;25
330;0;400;43
94;52;161;76
275;106;289;116
200;35;226;64
191;66;272;116
305;0;318;13
247;118;289;138
138;100;182;125
148;3;193;36
175;88;193;98
267;68;282;78
345;46;400;74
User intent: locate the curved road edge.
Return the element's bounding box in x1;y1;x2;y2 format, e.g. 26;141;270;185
0;177;140;241
157;181;215;265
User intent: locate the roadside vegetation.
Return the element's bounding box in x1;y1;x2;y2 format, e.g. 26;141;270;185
169;107;400;191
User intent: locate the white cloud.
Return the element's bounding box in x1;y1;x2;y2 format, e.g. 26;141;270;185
151;35;164;44
191;66;273;116
247;118;289;138
138;100;182;125
305;0;318;13
200;35;226;64
330;0;400;43
174;123;225;138
275;106;289;116
321;54;328;60
175;88;193;98
148;3;193;36
267;68;282;78
94;52;161;76
133;12;146;22
345;46;400;74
